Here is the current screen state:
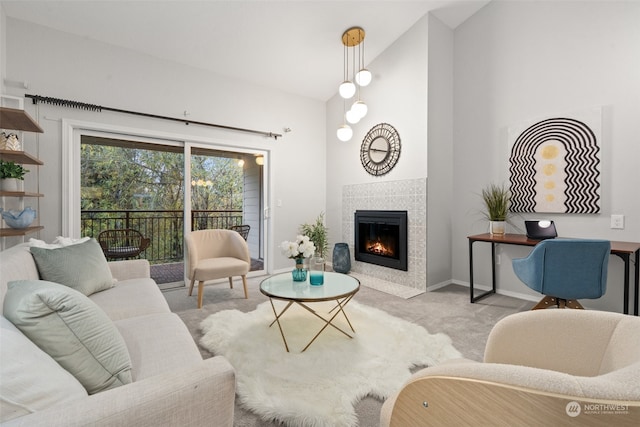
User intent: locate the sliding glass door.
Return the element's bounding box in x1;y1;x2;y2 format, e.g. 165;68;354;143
79;134;266;286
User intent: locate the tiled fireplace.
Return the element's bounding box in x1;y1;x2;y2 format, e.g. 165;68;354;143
341;178;427;292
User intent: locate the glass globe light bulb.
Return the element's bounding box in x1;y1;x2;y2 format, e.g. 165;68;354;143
339;81;356;99
346;109;360;124
336;124;353;141
355;69;372;86
351;100;368;118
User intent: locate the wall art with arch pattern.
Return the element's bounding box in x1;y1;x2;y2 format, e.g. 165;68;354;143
508;108;602;214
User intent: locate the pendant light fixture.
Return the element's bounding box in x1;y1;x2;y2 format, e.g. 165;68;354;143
337;100;354;141
336;26;371;141
355;33;372;87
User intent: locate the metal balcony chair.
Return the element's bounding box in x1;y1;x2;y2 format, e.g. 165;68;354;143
98;228;151;261
512;238;610;309
230;224;250;241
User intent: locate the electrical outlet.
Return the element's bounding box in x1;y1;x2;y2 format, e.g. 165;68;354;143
611;214;625;229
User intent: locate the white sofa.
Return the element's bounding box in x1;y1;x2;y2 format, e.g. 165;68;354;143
0;242;236;426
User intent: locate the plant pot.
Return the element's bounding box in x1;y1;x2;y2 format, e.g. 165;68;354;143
0;178;21;192
489;221;506;236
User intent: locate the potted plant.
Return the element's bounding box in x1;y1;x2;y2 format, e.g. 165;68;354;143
481;183;510;235
300;213;329;259
0;160;29;192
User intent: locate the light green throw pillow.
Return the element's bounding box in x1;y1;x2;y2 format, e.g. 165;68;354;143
3;280;133;395
30;238;114;296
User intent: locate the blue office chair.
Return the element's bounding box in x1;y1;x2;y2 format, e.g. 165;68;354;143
512;239;610;309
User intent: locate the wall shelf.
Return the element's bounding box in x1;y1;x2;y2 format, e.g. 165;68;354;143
0;225;44;237
0;107;44;133
1;103;44;245
0;191;44;197
0;150;44;165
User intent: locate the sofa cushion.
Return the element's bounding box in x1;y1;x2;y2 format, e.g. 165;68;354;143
3;280;133;395
0;316;88;422
90;278;170;321
115;313;203;381
30;238;114;296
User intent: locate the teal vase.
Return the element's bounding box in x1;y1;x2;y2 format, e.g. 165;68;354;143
292;259;307;282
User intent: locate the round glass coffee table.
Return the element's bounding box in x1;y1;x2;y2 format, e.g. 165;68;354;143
260;272;360;352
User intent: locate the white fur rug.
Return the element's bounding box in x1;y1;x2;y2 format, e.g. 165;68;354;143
200;300;461;427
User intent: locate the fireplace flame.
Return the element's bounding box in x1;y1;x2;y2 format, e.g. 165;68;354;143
366;240;395;257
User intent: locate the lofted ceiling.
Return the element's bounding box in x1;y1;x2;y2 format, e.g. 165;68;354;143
1;0;489;101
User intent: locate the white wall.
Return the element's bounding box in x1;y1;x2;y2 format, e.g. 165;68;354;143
452;0;640;313
426;14;454;287
0;5;5;94
326;15;429;260
3;17;326;271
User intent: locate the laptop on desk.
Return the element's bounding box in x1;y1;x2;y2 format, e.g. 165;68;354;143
525;220;558;240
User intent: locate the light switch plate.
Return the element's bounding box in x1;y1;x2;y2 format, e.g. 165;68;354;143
611;214;624;229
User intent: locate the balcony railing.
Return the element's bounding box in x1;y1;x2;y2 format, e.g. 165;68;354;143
81;209;243;264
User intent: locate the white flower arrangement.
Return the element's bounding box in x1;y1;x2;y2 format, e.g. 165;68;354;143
280;235;315;260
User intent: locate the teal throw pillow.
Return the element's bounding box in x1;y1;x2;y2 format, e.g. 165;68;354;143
3;280;133;395
30;238;114;296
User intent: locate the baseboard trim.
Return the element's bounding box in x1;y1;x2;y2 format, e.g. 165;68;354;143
451;280;539;302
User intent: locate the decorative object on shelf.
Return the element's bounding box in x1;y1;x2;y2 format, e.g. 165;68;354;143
1;207;36;229
360;123;401;176
0;132;21;150
332;243;351;274
281;235;315;282
309;256;325;286
0;160;29;191
481;183;510;236
300;213;328;259
337;27;371;142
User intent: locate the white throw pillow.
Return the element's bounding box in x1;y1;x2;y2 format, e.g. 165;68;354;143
0;316;87;422
28;236;90;249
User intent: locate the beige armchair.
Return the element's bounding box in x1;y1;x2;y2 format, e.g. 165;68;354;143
185;229;251;308
381;309;640;426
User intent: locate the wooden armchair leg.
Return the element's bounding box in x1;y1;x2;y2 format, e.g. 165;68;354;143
532;296;584;310
241;275;248;299
228;277;234;289
188;277;196;296
564;299;584;309
532;295;558;310
197;280;205;309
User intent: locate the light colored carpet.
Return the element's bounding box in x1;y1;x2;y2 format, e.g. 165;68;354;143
163;277;531;426
199;300;461;427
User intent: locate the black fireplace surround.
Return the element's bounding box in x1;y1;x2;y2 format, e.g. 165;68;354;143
354;210;408;271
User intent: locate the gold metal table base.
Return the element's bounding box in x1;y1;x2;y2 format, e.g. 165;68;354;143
267;295;356;352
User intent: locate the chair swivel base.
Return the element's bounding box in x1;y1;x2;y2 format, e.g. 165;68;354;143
532;295;584;310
